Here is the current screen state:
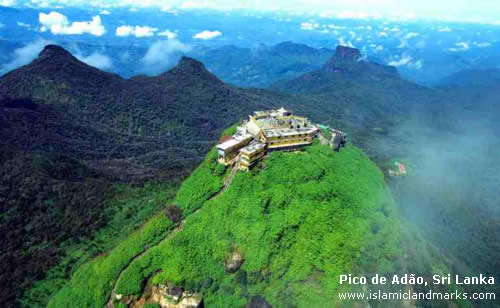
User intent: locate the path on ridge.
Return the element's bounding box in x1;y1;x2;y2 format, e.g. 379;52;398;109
106;164;238;307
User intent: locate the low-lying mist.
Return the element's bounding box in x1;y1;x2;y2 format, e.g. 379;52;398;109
382;90;500;300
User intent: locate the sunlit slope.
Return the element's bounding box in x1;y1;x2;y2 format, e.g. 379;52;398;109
49;142;401;307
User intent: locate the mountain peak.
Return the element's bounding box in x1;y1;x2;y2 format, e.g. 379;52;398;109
161;56;221;83
323;45;362;73
333;46;361;62
37;45;76;61
176;56;207;72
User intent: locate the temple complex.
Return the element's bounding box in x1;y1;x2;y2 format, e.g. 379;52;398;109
217;108;345;171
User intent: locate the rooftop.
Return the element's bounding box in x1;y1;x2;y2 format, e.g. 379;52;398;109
263;126;318;138
240;141;267;155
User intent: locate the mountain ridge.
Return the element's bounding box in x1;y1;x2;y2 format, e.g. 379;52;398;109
0;44;284;307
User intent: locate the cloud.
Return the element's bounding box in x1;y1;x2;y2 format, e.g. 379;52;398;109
378;31;388;37
193;30;222;40
39;11;105;36
1;39;53;74
158;29;177;39
0;0;16;6
116;25;158;37
75;52;113;70
388;54;412;67
405;32;419;39
397;40;408;48
438;26;452;32
408;59;423;70
449;41;469;52
141;39;191;74
100;10;111;15
17;22;32;29
337;37;354;48
301;22;320;30
474;42;491;48
327;24;346;29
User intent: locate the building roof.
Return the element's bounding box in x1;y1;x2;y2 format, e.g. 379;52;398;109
239;141;266;155
217;138;242;151
277;107;289;114
263;126;319;138
245;120;262;136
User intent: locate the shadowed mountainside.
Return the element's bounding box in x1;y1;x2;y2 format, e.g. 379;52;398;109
0;45;285;306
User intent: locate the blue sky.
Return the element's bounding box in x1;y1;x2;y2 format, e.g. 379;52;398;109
3;0;500;24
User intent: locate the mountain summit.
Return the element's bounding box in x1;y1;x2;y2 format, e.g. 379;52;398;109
37;44;76;61
273;45;401;94
323;45;362;72
158;56;222;84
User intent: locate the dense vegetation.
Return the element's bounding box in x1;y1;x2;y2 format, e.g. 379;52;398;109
48;141;404;307
17;181;179;307
2;43;499;307
0;45;279;307
47;147;228;307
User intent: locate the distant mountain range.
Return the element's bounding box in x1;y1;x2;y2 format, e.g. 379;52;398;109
1;43;500;307
437;68;500;87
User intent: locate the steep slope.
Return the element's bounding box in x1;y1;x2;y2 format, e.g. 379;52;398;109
48;138;471;308
0;46;278;182
48;141;403;307
0;45;282;307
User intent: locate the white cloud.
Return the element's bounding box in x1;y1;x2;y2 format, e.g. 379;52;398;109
75;52;113;70
327;24;346;30
1;39;53;74
438;26;452;32
448;41;474;52
0;0;16;6
135;26;158;37
408;59;423;70
301;22;319;30
337;37;354;48
116;25;158;37
100;10;111;15
116;25;133;36
405;32;419;39
39;11;105;36
193;30;222;40
141;39;191;74
474;42;491;48
158;29;177;39
397;40;408;48
180;1;206;9
388;54;412;67
17;22;32;29
449;41;470;51
378;31;388;37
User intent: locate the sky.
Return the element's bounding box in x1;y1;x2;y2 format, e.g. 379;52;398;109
3;0;500;24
